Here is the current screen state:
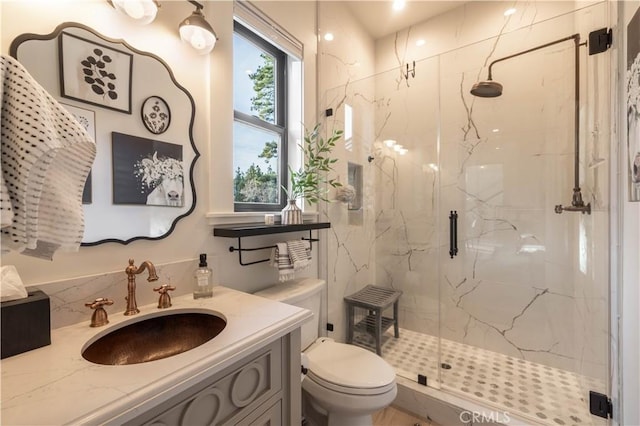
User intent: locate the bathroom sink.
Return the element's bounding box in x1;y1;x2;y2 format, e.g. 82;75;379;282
82;312;226;365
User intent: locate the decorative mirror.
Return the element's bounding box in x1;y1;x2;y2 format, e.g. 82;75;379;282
10;22;199;245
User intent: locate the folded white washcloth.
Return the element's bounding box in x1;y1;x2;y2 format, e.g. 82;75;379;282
287;240;311;270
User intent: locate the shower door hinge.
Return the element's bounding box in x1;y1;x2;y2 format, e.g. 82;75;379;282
588;28;612;55
589;391;612;419
417;374;427;386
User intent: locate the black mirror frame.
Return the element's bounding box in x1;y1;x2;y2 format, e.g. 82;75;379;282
9;22;200;246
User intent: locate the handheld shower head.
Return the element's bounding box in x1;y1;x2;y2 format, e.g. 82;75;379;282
470;80;503;97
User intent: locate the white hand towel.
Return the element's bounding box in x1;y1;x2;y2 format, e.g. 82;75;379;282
0;55;96;259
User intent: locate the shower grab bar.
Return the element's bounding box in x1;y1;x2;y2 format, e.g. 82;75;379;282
449;210;458;258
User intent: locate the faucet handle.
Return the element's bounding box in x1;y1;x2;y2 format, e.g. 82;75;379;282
153;284;176;309
85;298;114;327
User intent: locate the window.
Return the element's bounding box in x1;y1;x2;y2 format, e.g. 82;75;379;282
233;21;287;211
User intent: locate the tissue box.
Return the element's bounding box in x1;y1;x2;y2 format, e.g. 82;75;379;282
1;289;51;359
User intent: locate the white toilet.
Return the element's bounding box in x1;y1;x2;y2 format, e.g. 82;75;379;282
254;278;397;426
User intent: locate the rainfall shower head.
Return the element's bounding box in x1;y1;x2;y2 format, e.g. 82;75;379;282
470;80;503;98
470;34;581;99
468;32;593;215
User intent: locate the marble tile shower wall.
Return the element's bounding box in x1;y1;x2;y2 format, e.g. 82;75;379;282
318;0;609;381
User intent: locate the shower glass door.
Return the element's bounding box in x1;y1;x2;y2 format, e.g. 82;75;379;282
321;53;444;389
437;3;610;424
371;56;443;389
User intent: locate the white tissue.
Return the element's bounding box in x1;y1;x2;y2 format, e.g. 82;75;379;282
1;265;28;302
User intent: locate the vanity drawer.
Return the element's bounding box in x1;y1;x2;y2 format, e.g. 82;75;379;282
235;398;282;426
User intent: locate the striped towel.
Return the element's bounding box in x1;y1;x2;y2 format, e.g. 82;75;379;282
271;240;312;282
271;243;295;282
287;240;311;270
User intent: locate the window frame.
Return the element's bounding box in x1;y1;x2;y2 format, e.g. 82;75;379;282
233;20;288;212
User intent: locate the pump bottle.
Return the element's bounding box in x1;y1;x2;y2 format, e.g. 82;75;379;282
193;253;213;299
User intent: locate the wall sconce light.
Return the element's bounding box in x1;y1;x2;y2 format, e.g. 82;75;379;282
107;0;159;25
179;0;218;55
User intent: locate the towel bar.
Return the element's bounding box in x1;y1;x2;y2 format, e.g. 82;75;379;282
227;230;319;266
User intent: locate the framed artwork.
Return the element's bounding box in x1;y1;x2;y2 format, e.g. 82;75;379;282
61;103;95;204
112;132;184;207
59;31;133;114
628;6;640;201
141;96;171;135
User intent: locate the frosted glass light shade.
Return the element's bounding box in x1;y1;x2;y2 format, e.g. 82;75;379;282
179;9;217;55
109;0;158;25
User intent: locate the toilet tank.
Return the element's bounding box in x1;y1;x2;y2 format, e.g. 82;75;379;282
254;278;325;350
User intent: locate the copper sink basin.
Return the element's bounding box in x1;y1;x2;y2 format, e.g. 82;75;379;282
82;312;226;365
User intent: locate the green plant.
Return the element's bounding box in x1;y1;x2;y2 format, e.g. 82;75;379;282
284;124;342;204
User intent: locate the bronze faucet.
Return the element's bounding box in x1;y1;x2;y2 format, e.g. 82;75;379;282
124;259;159;315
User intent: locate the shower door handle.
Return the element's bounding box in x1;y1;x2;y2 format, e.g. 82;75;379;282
449;210;458;258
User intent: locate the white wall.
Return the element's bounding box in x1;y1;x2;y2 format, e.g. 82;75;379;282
0;0;319;296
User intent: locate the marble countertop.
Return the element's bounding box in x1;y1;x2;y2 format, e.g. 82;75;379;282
1;286;312;425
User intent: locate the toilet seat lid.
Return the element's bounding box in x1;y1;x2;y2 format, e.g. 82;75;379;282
306;340;395;389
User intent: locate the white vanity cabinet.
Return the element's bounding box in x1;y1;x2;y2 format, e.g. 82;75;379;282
125;332;300;426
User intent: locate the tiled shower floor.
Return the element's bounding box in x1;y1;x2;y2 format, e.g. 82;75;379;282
353;328;606;426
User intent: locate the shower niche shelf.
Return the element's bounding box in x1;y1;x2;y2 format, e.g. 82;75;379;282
213;222;331;266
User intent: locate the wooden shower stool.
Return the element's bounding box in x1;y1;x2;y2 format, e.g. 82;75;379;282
344;285;402;356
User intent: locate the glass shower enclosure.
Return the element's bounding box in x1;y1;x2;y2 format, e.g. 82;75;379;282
320;2;610;425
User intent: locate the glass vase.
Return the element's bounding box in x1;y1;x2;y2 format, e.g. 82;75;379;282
281;199;303;225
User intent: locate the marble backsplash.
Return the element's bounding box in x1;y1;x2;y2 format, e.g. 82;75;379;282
27;259;197;329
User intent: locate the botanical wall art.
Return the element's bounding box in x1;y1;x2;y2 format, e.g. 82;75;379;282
61;102;95;203
141;96;171;135
112;132;184;207
628;5;640;201
59;32;133;114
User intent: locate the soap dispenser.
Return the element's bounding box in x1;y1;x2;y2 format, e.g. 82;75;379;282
193;254;213;299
